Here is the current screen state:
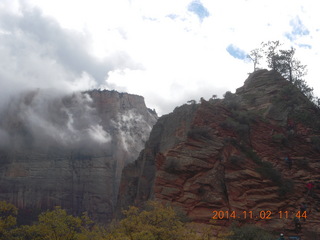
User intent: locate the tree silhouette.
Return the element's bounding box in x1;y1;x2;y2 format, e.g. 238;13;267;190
262;40;282;71
277;47;307;83
247;48;263;71
248;41;315;102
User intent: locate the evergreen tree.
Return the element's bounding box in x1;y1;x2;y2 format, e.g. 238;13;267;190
262;40;282;71
250;41;315;102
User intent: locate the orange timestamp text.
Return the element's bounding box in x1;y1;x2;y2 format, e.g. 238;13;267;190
212;210;307;220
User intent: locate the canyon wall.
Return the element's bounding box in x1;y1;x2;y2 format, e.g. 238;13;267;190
0;89;157;222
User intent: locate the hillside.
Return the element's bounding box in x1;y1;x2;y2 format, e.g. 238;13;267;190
117;69;320;237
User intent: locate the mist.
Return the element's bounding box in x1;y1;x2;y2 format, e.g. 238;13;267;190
0;3;146;153
0;90;113;153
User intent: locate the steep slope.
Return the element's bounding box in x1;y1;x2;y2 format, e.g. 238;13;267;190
117;69;320;236
0;89;157;222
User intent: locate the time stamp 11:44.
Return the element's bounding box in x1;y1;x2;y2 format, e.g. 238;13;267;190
212;210;307;220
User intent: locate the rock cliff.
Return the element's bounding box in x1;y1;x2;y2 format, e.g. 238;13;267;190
117;70;320;236
0;89;157;223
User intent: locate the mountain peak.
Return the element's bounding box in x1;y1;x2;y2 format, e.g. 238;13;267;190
117;71;320;237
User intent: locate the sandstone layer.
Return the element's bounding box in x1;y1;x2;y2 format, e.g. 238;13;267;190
118;70;320;236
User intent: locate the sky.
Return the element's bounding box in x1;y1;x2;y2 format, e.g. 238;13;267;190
0;0;319;115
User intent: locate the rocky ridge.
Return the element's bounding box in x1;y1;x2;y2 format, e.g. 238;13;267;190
117;69;320;237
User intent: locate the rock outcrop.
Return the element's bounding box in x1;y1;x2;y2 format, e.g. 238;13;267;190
0;89;157;223
117;70;320;236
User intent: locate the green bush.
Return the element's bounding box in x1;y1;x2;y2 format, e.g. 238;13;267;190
231;110;256;125
223;91;241;110
232;144;294;197
220;118;249;138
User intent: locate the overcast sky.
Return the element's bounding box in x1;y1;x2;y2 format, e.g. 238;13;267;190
1;0;319;115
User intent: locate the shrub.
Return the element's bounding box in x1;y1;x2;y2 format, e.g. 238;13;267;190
243;93;256;105
240;145;261;164
256;161;294;197
291;110;320;131
165;158;179;174
231;110;256;125
229;155;244;165
272;133;287;145
278;179;294;197
220;118;249;138
256;161;281;185
197;186;206;196
187;127;212;140
223;91;241;110
226;143;294;197
274;85;300;108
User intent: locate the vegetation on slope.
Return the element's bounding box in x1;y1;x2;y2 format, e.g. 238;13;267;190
0;200;278;240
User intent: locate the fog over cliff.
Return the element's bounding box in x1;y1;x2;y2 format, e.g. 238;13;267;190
0;86;157;221
0;4;147;152
0;90;113;152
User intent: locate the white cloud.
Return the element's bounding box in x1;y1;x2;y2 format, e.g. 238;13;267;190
1;0;320;115
88;125;111;144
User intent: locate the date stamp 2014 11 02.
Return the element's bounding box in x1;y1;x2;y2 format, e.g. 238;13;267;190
212;210;307;220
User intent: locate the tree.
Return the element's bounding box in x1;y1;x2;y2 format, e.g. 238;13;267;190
107;201;201;240
262;40;282;71
294;78;314;100
223;91;241;110
247;48;263;71
277;47;307;83
254;41;314;101
0;201;18;239
5;206;97;240
275;47;311;99
187;100;196;104
39;207;82;240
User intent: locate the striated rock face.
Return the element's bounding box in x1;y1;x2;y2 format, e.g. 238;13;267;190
117;70;320;235
0;89;157;222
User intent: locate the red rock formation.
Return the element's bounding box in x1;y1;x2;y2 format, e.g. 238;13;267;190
117;70;320;236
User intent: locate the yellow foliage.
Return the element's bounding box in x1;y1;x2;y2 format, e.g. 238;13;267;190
104;201;215;240
0;201;18;239
0;200;220;240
